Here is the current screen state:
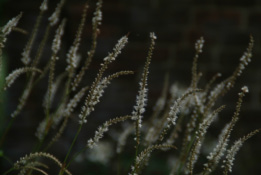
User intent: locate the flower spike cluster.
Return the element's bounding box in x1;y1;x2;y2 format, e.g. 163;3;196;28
48;0;66;26
202;86;249;174
78;35;129;125
1;2;260;175
21;0;48;65
222;129;260;175
132;32;156;144
1;13;22;36
71;0;103;91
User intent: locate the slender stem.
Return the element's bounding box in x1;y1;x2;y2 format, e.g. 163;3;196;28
0;25;50;149
59;124;83;175
64;124;82;163
177;133;196;174
66;146;86;169
134;142;140;174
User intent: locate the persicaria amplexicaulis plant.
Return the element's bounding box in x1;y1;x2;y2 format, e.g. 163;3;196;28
0;0;260;175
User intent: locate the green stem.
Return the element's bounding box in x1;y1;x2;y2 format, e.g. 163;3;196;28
59;124;82;175
66;146;86;169
177;133;196;174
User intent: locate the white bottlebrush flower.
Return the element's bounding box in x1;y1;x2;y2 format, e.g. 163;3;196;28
150;32;157;40
237;52;252;76
241;86;249;93
131;86;148;122
204;124;230;173
14;152;72;175
78;78;110;125
92;0;103;29
205;86;249;173
167;100;180;126
87;115;131;149
63;86;88;117
222;138;243;173
40;0;48;11
21;0;49;66
222;129;260;174
131;32;156;130
208;81;225;102
130;144;175;175
1;12;22;36
87;122;109;149
169;83;190;112
5;67;42;89
103;35;128;63
187;105;225;174
78;108;90;125
78;36;129;125
51;19;66;54
48;0;65;26
166;89;199;131
195;37;204;53
66;43;81;72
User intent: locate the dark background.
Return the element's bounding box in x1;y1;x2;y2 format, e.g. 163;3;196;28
1;0;261;174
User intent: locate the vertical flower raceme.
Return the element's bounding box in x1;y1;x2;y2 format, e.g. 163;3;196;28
159;89;201;142
14;152;72;175
51;19;66;55
43;19;66;135
21;0;48;65
187;105;225;175
87;115;131;149
72;0;103;91
40;0;48;12
66;3;88;76
47;18;66;101
130;144;176;175
78;35;129;125
222;129;260;175
191;37;204;109
1;12;22;67
192;36;204;87
204;36;253;117
5;67;42;90
48;0;66;26
132;32;156;144
1;12;22;37
202;86;249;174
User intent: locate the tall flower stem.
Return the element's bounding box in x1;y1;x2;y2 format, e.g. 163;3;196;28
59;124;83;175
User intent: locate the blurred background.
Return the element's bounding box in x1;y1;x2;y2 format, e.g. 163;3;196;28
1;0;261;174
